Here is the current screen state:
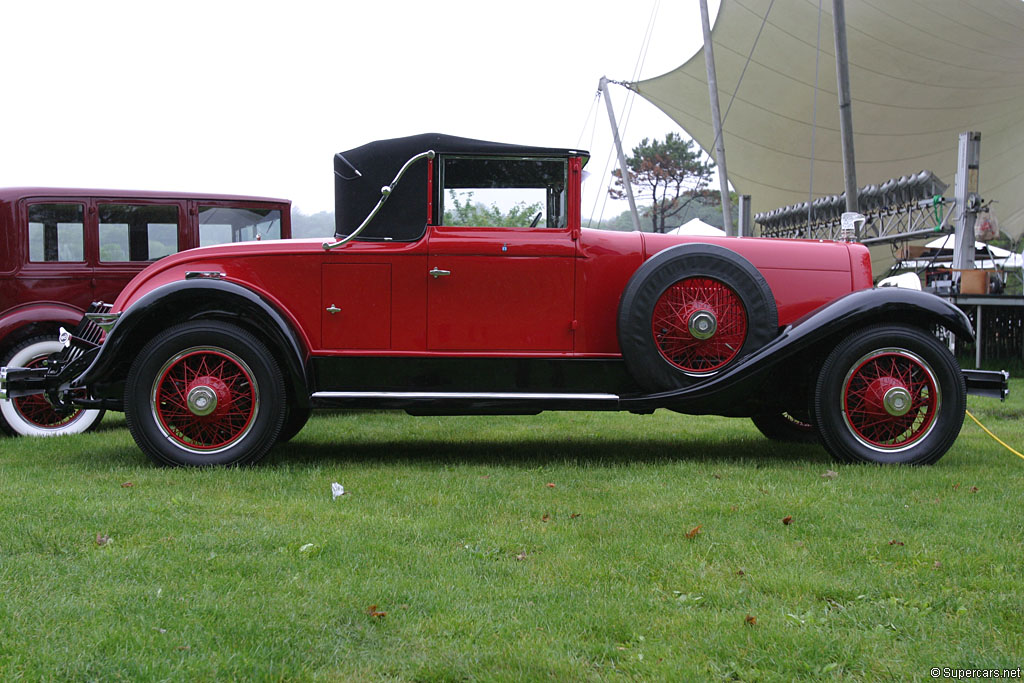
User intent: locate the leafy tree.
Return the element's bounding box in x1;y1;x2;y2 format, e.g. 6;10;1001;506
609;133;715;233
442;191;543;228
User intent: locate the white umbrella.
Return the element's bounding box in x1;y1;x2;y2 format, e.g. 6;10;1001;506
902;235;1022;270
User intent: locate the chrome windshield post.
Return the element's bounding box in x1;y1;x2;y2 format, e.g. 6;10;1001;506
322;149;435;251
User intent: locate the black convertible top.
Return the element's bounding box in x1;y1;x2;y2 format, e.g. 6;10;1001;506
333;133;587;241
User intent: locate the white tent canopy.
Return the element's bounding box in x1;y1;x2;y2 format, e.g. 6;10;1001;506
666;217;727;236
632;0;1024;238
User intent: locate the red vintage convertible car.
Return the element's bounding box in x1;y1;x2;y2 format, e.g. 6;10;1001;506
0;134;1006;466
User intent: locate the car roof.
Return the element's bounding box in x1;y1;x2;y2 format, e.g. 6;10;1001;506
337;133;588;168
333;133;589;242
0;187;290;204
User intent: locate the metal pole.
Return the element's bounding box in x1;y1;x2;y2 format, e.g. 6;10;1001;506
832;0;859;212
699;0;734;236
953;131;981;275
738;194;751;237
599;77;642;233
975;304;982;369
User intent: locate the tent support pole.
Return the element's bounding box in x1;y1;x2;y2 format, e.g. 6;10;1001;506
599;77;642;233
699;0;734;236
738;194;751;237
832;0;859;212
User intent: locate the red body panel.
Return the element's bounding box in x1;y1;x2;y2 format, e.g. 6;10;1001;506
112;230;871;360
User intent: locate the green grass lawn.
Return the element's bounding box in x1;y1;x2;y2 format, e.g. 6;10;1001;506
2;384;1023;681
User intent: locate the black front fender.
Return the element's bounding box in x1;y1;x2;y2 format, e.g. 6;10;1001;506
77;280;311;408
622;287;973;415
788;286;973;342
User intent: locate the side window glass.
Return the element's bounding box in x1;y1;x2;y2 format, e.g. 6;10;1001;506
98;204;180;262
198;206;282;246
440;157;567;228
28;203;85;262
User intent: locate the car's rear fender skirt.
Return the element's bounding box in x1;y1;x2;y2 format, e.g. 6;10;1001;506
621;287;974;416
77;280;311;409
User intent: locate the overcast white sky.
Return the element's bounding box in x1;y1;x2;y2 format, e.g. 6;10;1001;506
2;0;719;222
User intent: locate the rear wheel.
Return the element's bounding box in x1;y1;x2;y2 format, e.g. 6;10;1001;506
751;411;818;444
813;324;965;465
0;336;104;437
125;321;285;466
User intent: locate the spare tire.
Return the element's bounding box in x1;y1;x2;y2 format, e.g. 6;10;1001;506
617;243;778;391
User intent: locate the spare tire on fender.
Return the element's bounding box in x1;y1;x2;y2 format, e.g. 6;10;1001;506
617;243;779;391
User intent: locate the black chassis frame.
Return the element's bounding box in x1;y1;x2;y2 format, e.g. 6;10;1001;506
0;280;1009;417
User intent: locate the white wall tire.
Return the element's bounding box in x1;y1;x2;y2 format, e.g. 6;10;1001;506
0;337;104;437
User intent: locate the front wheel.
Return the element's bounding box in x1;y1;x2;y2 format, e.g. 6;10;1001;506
124;321;285;466
0;336;104;437
813;324;965;465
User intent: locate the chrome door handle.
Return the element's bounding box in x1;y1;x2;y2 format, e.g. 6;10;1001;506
326;305;341;315
429;267;451;279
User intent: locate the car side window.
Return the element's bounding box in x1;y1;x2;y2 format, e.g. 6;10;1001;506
198;206;282;246
27;203;85;262
98;204;180;262
440;157;567;229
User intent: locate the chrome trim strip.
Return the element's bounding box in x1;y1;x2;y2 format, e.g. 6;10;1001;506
312;391;619;401
185;271;226;280
322;149;436;250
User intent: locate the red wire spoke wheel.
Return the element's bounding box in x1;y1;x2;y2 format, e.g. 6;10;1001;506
841;349;938;450
651;276;748;374
617;244;778;391
13;355;84;430
125;321;285;467
814;324;965;465
0;336;104;437
151;347;258;453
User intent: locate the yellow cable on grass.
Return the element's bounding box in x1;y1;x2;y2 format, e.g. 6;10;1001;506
966;410;1024;461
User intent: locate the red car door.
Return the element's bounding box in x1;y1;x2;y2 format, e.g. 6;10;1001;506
427;225;576;352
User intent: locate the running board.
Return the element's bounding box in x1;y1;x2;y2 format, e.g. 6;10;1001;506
310;391;621;413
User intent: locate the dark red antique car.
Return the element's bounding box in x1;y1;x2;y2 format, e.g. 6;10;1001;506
0;188;291;437
0;134;1006;466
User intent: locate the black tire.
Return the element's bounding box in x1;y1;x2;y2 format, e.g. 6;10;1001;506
813;324;965;465
751;411;818;444
0;335;105;437
124;321;286;467
617;244;779;391
277;404;312;443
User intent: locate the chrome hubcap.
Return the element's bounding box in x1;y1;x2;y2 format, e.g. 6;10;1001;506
187;386;218;416
882;386;912;417
688;310;718;340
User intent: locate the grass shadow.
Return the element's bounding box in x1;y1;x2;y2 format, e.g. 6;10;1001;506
266;435;831;469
